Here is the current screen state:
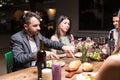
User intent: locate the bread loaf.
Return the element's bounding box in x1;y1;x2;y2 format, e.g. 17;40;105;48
80;62;93;72
68;60;81;71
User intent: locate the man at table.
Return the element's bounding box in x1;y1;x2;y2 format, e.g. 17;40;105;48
10;11;75;71
108;11;119;47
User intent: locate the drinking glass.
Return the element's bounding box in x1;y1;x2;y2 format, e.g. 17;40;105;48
98;37;106;46
92;37;99;48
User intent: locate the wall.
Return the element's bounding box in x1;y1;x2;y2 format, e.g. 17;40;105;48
0;34;11;48
56;0;79;37
56;0;109;38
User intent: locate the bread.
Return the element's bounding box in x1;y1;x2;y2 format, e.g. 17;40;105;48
80;62;93;72
68;60;81;71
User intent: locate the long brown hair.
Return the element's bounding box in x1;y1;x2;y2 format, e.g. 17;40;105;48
55;15;72;42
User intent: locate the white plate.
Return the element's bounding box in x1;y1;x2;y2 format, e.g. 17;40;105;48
46;59;65;67
76;72;97;80
75;52;82;57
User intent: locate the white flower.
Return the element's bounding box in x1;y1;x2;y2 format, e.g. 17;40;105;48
75;38;95;53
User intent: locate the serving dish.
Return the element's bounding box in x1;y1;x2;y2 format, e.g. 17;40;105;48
75;52;82;58
76;72;97;80
46;59;65;67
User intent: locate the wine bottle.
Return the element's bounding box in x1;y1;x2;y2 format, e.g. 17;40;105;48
108;31;115;54
110;31;114;41
36;39;46;80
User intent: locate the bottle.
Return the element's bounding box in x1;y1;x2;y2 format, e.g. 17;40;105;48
36;39;46;80
109;31;114;41
108;31;115;55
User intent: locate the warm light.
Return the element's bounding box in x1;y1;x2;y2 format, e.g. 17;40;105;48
47;8;56;20
24;10;29;14
14;10;23;21
0;4;2;7
40;18;43;21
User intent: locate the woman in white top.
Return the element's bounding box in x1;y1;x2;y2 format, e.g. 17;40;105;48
51;15;75;58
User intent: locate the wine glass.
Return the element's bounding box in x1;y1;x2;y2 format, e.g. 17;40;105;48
100;45;110;60
92;37;99;48
98;37;106;46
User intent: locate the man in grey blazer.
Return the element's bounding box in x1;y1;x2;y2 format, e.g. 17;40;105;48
10;12;75;71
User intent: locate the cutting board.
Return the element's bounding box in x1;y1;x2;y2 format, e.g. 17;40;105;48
65;67;83;78
65;62;93;78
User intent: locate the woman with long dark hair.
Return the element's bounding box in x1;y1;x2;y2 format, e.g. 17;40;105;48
51;15;75;58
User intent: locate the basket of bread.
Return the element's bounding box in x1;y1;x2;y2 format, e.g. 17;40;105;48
65;60;93;78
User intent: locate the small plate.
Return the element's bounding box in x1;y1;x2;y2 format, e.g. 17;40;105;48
76;72;97;80
75;52;82;58
46;59;65;68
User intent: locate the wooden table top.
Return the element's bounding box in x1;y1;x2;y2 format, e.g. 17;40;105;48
0;58;103;80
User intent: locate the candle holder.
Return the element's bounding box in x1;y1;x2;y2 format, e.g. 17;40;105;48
42;68;52;80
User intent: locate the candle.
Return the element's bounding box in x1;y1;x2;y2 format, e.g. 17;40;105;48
52;62;61;80
42;68;52;80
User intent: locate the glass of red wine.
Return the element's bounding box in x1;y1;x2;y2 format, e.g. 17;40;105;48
98;37;106;46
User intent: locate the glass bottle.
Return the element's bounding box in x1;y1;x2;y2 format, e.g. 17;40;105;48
36;39;46;80
108;31;115;55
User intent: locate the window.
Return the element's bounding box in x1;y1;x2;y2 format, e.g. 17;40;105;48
79;0;120;31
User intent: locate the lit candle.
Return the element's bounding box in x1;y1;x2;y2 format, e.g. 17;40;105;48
42;68;52;80
52;62;61;80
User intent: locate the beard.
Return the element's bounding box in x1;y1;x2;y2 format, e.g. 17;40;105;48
27;29;40;36
35;30;40;35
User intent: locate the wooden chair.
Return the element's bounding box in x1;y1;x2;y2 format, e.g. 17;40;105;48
5;51;13;73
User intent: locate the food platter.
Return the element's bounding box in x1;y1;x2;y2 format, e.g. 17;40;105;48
76;72;97;80
46;59;65;68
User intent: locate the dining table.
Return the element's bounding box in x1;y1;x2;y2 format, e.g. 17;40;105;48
0;58;103;80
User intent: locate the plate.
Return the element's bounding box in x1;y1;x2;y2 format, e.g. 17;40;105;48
46;59;65;68
75;52;82;57
76;72;97;80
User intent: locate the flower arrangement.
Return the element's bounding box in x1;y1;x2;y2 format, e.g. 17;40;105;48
75;37;94;53
75;37;95;62
75;37;110;62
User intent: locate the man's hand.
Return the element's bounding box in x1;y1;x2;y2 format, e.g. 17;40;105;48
62;46;75;59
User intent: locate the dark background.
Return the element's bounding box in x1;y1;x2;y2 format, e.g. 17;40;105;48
79;0;120;31
0;0;120;33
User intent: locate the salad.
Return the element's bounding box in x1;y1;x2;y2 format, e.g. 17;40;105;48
46;59;65;67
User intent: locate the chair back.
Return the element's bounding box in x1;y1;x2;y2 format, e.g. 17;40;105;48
5;51;13;73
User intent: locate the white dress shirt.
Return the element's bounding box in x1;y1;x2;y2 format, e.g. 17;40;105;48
27;35;38;66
